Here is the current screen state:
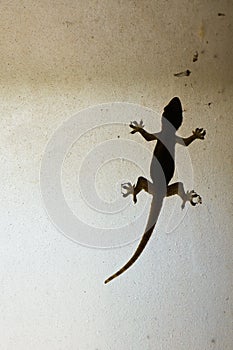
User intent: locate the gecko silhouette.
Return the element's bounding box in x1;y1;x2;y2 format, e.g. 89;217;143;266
104;97;206;284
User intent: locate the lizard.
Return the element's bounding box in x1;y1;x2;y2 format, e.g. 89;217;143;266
104;97;206;284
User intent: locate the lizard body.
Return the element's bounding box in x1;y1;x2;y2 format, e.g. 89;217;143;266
104;97;206;284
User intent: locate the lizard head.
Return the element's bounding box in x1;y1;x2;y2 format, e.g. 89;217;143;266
162;97;183;130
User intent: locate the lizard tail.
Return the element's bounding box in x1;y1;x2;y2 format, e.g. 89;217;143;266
104;224;155;284
104;196;163;284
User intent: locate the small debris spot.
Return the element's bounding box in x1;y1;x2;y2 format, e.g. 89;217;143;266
193;51;198;62
211;338;216;344
174;69;191;77
117;135;120;138
218;13;225;16
63;20;73;28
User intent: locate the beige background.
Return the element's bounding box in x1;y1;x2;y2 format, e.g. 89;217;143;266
0;1;232;349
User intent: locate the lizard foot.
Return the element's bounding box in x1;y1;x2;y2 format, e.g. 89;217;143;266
121;182;134;197
192;128;206;140
121;182;137;204
129;120;144;134
181;190;202;209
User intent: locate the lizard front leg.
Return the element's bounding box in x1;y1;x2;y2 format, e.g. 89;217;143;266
130;120;157;141
177;128;206;146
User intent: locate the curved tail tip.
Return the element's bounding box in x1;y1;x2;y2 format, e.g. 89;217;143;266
104;275;115;284
104;278;111;284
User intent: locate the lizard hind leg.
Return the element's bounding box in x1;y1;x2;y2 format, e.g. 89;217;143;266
133;176;151;203
166;182;202;209
121;176;153;204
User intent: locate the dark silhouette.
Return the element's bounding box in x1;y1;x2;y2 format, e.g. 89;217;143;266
105;97;206;284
